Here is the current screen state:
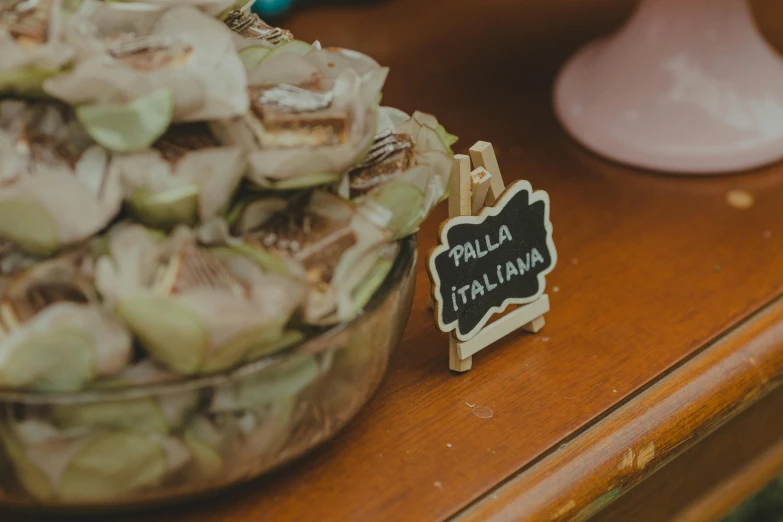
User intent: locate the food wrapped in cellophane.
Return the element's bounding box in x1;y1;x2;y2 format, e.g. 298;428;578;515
185;353;321;479
211;41;387;189
95;224;305;375
0;99;122;255
224;190;392;324
350;108;455;238
114;123;246;229
0;250;132;391
0;418;190;502
0;0;74;95
0;2;457;508
115;0;247;18
44;1;249;151
0;3;456;393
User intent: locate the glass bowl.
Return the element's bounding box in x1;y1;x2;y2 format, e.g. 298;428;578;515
0;238;417;512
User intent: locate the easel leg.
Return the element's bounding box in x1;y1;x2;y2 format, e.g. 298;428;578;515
449;337;472;372
523;315;546;333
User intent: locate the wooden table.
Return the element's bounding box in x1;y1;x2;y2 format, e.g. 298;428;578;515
12;0;783;520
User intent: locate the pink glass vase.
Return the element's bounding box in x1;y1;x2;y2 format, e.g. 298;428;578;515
554;0;783;174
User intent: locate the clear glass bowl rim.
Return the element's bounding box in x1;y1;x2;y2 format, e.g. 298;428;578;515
0;237;416;405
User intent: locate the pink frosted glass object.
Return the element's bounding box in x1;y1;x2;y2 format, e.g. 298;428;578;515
554;0;783;174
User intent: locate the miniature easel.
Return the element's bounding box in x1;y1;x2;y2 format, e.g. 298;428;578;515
446;142;550;372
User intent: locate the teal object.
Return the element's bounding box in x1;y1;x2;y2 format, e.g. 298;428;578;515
251;0;294;17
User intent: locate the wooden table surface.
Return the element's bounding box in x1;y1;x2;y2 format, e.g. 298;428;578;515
11;0;783;520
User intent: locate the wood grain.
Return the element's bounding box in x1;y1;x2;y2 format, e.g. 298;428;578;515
7;0;783;521
470;142;506;205
594;378;783;522
458;296;783;521
469;167;492;215
449;155;472;219
455;295;550;360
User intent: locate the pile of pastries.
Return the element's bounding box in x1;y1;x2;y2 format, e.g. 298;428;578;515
0;0;454;505
0;0;455;391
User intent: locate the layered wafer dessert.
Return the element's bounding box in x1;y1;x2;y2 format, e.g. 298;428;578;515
0;0;454;506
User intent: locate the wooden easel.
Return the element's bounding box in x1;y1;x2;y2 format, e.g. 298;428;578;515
445;142;550;372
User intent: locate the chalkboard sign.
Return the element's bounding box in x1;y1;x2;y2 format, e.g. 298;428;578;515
428;180;557;342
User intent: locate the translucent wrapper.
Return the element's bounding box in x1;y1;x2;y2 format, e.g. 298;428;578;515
350;108;455;239
0;240;39;276
185;353;321;478
108;0;242;18
114;124;247;229
0;253;132;391
0;0;75;94
210;42;387;188
0;238;416;508
106;358;189;386
0;99;122;256
211;354;320;414
95;224;306;375
0;418;190;502
51;360;199;435
230;190;392;324
44;2;249;150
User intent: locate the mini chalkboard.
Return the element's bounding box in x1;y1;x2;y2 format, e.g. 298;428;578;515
426;142;557;372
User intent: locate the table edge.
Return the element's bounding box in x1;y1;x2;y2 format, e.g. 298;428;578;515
453;293;783;522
